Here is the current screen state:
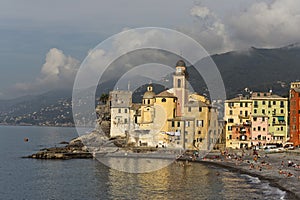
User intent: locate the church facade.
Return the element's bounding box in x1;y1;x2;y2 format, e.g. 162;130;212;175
109;60;220;150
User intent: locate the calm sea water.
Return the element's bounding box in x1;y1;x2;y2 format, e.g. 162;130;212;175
0;126;293;200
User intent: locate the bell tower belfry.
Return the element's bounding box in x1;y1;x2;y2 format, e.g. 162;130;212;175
173;60;187;117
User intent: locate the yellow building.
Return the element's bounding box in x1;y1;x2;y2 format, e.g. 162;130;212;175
110;60;222;150
224;96;252;148
251;92;288;144
224;92;288;149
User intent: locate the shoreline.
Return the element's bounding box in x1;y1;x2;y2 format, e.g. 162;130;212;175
180;150;300;199
197;159;299;199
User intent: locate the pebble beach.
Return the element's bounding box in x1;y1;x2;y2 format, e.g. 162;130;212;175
198;149;300;199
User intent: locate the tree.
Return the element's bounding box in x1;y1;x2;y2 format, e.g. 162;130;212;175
99;93;109;104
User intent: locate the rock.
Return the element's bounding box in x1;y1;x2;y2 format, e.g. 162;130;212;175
59;141;69;144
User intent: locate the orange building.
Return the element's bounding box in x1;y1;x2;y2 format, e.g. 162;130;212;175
289;87;300;146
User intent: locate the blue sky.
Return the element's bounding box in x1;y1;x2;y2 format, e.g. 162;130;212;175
0;0;299;99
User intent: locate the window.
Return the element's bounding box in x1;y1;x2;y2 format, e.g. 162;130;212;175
188;107;191;112
254;109;257;114
240;111;243;115
240;102;243;107
273;101;276;105
268;102;272;108
258;126;261;131
186;121;190;127
281;127;283;131
262;109;265;114
229;110;233;115
124;118;128;124
228;102;234;107
148;99;150;104
228;118;234;123
245;103;248;107
177;122;180;127
228;126;232;131
262;117;265;121
199;107;202;112
177;79;181;88
172;121;175;127
253;127;256;131
253;117;257;121
198;131;201;134
124;109;127;113
118;108;121;113
162;98;166;102
263;128;266;131
229;135;232;139
197;120;204;127
262;101;265;105
254;101;258;108
280;101;284;108
245;111;248;117
280;109;284;114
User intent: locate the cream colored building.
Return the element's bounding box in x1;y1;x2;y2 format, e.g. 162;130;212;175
110;90;132;138
224;96;252;148
109;60;222;150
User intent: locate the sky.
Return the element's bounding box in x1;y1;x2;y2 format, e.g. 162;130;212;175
0;0;300;99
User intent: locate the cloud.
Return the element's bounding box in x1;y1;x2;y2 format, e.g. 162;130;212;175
229;0;300;49
190;6;211;18
183;5;234;54
5;48;79;97
186;1;300;54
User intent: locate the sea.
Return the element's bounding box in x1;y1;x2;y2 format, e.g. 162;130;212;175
0;126;295;200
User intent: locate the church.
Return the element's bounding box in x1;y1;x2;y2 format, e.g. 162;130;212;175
110;60;221;151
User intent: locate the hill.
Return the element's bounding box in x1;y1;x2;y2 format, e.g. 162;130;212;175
1;44;300;126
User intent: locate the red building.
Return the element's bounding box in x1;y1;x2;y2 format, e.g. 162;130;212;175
289;88;300;146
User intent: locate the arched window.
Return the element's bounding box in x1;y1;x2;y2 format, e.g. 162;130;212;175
162;98;166;102
177;79;181;88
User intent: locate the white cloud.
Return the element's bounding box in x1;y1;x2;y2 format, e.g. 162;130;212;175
190;6;211;18
7;48;79;97
229;0;300;49
184;5;234;54
187;1;300;53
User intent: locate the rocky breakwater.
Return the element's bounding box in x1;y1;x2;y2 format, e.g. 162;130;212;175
25;127;107;159
25;139;93;159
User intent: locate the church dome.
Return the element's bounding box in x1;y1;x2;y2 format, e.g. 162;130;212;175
176;60;186;67
143;91;155;99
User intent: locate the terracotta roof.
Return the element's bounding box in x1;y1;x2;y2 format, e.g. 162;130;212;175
156;91;176;98
185;100;208;107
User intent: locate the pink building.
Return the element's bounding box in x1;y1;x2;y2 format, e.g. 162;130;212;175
251;116;271;147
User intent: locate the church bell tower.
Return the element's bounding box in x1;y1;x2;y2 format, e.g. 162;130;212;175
173;60;187;117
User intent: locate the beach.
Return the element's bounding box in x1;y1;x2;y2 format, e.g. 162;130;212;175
196;149;300;199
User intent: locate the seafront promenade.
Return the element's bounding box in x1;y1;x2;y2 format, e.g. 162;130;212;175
196;149;300;199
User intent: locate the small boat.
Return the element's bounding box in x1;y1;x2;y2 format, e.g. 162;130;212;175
24;138;29;142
